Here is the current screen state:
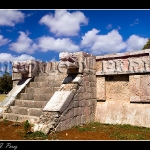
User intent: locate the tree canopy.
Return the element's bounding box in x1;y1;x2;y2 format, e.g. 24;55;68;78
142;38;150;50
0;73;13;94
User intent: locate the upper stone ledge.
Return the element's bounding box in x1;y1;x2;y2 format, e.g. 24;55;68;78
96;49;150;60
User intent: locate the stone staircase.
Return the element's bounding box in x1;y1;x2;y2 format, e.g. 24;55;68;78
3;72;66;124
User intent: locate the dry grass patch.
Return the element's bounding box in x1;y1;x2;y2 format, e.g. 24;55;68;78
0;94;6;102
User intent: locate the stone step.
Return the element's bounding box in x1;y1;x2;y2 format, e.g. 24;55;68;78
14;100;48;108
33;74;66;82
19;92;54;101
38;71;60;76
33;94;53;101
28;81;62;88
25;87;54;94
29;81;54;88
10;106;43;117
38;72;60;76
20;93;34;100
3;113;39;124
28;108;43;116
34;76;56;82
38;73;50;76
10;106;28;115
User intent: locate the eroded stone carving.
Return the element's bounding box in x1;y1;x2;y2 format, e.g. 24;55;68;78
114;59;129;72
12;60;47;80
37;61;47;73
97;55;150;75
103;60;115;73
128;56;150;72
12;61;29;74
58;51;96;74
59;52;78;68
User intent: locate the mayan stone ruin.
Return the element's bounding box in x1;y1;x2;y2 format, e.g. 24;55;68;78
1;49;150;134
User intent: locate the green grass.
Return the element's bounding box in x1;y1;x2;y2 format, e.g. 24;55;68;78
24;131;48;140
0;94;6;102
73;122;150;140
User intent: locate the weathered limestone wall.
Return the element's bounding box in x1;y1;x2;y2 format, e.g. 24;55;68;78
129;74;150;102
105;75;130;102
12;73;22;87
97;75;130;102
10;49;150;131
96;49;150;75
55;73;97;131
54;52;97;131
12;60;44;87
32;52;97;134
95;101;150;128
95;49;150;128
12;61;61;87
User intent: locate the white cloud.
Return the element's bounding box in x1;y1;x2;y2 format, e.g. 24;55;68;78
117;26;121;30
0;53;35;62
0;34;11;46
126;35;148;52
81;29;126;55
39;10;88;36
130;18;139;26
0;10;24;26
80;28;100;47
9;31;38;54
50;57;57;62
26;13;34;17
6;29;13;32
106;24;112;30
38;36;79;52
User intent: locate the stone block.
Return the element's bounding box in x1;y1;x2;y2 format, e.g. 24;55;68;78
106;75;129;102
96;50;150;75
74;101;79;107
129;75;141;102
79;100;85;107
74;107;78;117
96;76;105;100
43;91;74;113
72;76;82;84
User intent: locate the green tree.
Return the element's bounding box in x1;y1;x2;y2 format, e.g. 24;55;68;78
0;73;13;94
142;38;150;50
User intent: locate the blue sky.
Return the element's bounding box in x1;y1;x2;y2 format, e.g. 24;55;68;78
0;9;150;75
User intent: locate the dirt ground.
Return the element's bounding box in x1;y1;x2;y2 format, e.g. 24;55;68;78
0;120;114;140
1;119;150;140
